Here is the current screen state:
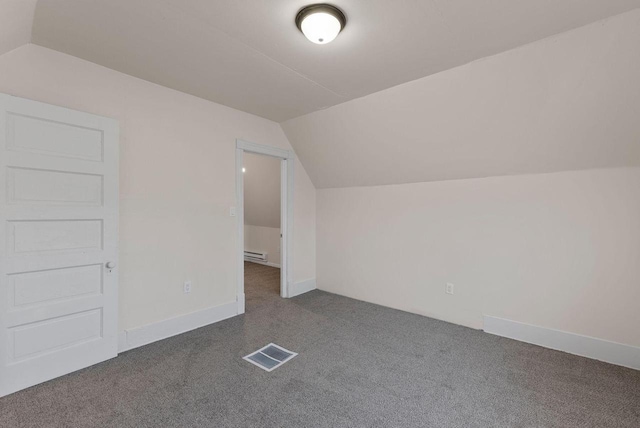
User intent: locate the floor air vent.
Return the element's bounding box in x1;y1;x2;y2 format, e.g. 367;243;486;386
243;343;297;372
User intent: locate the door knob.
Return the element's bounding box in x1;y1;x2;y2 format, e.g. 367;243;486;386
105;261;116;269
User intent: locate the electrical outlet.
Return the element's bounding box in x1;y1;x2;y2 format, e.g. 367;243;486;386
184;280;192;294
446;283;454;295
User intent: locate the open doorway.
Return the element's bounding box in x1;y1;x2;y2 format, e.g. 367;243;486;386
235;140;294;314
243;152;281;308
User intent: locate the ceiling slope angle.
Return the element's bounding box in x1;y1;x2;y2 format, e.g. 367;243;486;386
281;9;640;188
29;0;640;122
0;0;38;56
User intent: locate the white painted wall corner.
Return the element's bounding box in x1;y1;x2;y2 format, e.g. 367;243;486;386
118;302;238;353
483;316;640;371
290;278;317;297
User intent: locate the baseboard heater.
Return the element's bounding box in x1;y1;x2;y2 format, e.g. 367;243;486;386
244;250;267;263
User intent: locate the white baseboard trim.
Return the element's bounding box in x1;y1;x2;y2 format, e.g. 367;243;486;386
290;278;316;297
237;292;245;315
245;259;280;269
483;315;640;371
118;301;238;353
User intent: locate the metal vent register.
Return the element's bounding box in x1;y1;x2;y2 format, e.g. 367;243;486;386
243;343;298;372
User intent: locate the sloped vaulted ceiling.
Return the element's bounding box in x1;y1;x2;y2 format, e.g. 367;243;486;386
0;0;37;56
29;0;640;122
3;1;640;189
281;10;640;188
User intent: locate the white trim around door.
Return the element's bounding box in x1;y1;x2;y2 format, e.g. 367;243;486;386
236;139;294;314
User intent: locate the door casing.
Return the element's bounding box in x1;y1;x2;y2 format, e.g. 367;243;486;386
236;139;294;313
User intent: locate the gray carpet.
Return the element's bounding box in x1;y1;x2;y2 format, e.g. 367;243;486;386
244;260;281;307
1;262;639;427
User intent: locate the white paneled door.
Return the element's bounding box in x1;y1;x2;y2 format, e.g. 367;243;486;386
0;94;119;397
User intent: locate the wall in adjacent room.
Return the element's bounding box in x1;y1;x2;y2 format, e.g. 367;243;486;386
0;44;316;331
317;168;640;347
243;152;280;229
243;152;281;267
245;225;281;267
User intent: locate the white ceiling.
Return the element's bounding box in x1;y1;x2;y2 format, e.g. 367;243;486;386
282;9;640;188
0;0;37;56
28;0;640;122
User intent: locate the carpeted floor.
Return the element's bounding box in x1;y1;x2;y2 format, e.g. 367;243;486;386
244;260;281;307
1;262;639;427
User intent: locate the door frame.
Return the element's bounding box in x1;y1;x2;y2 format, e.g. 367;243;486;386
236;139;294;314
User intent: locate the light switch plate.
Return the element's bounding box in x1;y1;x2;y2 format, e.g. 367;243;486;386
446;283;454;295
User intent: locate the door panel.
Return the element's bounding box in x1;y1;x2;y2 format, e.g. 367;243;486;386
0;94;119;397
7;167;104;206
7;112;104;161
8;219;104;254
9;264;103;308
10;308;102;362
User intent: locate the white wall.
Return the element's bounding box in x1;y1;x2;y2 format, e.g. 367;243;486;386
293;156;316;283
318;168;640;348
244;225;280;266
0;44;316;331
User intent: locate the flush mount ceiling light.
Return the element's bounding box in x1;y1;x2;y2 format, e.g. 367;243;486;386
296;4;346;45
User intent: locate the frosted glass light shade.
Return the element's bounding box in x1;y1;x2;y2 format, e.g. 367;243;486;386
301;12;342;44
296;4;346;45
